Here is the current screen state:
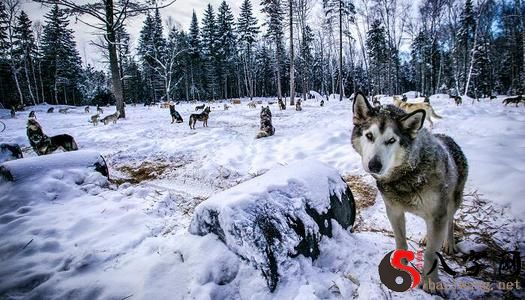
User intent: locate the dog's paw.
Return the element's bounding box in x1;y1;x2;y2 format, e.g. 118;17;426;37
421;276;446;297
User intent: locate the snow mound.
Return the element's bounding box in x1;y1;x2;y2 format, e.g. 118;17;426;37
0;150;108;182
189;159;356;291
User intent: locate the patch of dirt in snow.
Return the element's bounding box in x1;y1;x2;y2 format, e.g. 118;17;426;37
343;174;377;210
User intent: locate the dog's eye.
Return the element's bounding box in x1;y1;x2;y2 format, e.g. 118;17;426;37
365;133;373;141
385;137;396;145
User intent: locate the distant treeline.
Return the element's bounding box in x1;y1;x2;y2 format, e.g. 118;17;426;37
0;0;523;109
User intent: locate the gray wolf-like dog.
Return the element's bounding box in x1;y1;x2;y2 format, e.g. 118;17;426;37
101;111;120;125
502;95;523;107
255;106;275;139
393;96;442;127
189;106;210;129
351;92;468;294
27;119;78;155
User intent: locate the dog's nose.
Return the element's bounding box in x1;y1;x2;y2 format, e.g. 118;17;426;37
368;157;383;173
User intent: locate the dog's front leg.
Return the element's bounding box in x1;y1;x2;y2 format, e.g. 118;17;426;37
422;217;447;294
385;203;407;251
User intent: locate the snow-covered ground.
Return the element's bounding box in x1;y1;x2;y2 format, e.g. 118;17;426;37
0;96;523;299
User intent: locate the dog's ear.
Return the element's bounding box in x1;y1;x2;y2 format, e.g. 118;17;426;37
353;92;373;125
399;109;426;138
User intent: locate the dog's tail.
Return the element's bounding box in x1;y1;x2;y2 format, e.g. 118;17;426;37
430;106;442;119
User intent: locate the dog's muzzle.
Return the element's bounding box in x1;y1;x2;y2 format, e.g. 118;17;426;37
368;156;383;174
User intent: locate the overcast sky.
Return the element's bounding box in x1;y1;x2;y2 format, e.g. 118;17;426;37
21;0;263;68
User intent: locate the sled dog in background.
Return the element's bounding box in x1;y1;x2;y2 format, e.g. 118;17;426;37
189;106;211;129
28;111;36;119
169;103;183;124
27;119;78;155
351;92;468;294
255;106;275;139
90;114;100;126
502;95;523;107
195;104;205;111
278;99;286;110
101;111;120;125
295;99;302;111
393;96;442;127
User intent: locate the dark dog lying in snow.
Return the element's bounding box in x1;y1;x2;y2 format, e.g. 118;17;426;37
0;143;23;162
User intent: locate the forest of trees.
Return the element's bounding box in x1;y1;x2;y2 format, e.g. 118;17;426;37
0;0;523;109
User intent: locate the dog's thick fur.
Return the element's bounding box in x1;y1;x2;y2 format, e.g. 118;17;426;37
169;104;183;124
27;119;78;155
255;106;275;139
224;104;230;110
393;96;442;127
248;101;256;109
58;108;69;114
189;106;210;129
85;106;90;113
320;99;324;107
97;105;104;114
28;111;36;119
47;107;54;113
502;95;523;107
195;104;205;111
101;111;120;125
351;93;468;293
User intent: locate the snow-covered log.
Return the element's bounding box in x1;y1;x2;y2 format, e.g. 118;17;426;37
189;160;356;292
0;150;109;182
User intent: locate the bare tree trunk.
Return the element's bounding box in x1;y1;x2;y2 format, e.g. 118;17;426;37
289;0;295;106
105;0;125;117
338;0;343;101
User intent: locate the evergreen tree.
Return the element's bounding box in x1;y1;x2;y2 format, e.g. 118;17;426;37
216;1;236;99
188;11;202;100
366;20;388;95
237;0;259;99
201;4;219;99
14;10;38;104
138;9;166;102
261;0;285;100
41;5;83;104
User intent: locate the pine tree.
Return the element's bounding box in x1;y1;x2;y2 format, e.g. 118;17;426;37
201;4;219;100
237;0;259;99
261;0;285;100
14;10;38;104
41;4;83;104
366;20;388;95
216;1;236;99
138;10;166;102
188;11;202;100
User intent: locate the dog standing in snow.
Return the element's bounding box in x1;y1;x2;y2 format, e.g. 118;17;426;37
351;92;468;294
189;106;211;129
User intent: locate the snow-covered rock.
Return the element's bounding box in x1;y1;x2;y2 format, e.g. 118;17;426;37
0;150;108;182
189;160;356;291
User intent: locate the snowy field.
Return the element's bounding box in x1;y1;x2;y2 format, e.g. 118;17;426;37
0;95;524;299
